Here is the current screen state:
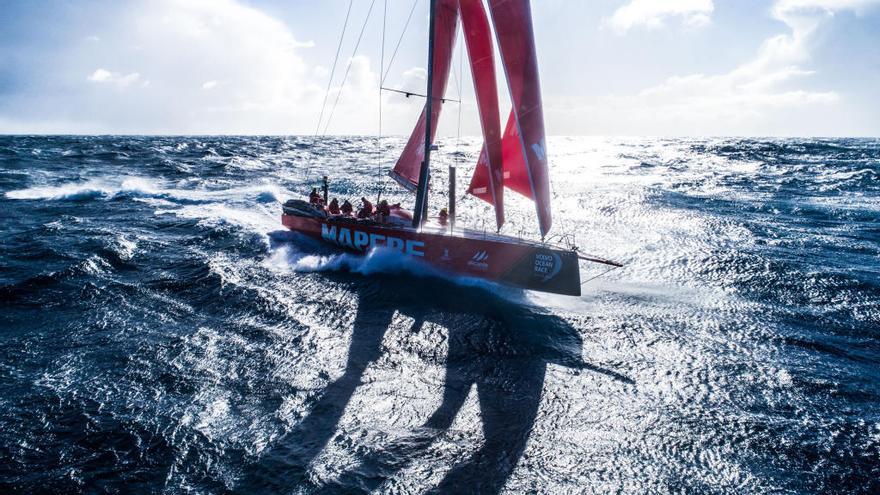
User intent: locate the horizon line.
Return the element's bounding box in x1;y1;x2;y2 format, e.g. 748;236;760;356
2;133;879;140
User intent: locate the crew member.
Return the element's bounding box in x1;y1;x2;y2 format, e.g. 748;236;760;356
327;198;340;215
341;199;353;216
309;188;322;206
357;197;373;219
438;207;449;226
376;199;391;223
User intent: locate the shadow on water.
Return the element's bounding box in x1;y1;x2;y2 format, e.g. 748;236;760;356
237;268;633;494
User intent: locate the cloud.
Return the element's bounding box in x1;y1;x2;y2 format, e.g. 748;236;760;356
773;0;880;16
291;39;316;48
3;0;417;135
568;0;878;135
87;68;142;87
767;0;880;53
605;0;714;33
8;0;875;136
401;67;427;81
87;68;113;82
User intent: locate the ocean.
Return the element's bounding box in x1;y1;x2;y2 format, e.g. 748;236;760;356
1;135;878;493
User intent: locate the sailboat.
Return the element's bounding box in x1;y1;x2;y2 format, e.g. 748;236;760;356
282;0;620;296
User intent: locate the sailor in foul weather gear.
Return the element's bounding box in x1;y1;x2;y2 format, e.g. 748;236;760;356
309;188;322;206
357;197;373;219
341;199;353;216
328;198;341;215
375;200;391;223
438;207;449;226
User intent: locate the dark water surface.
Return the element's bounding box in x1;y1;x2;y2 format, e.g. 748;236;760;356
0;136;878;494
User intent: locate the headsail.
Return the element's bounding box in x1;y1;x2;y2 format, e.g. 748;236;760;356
489;0;551;237
469;109;534;202
389;0;460;192
460;0;504;230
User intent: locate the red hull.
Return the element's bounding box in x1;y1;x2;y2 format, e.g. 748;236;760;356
281;212;582;296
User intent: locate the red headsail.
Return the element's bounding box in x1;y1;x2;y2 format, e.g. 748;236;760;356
488;0;551;237
470;109;535;201
389;0;460;192
460;0;504;230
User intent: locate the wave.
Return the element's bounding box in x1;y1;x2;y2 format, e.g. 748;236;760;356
2;136;879;494
275;246;431;277
159;203;281;249
0;254;114;303
265;242;526;303
5;177;293;205
5;178;163;201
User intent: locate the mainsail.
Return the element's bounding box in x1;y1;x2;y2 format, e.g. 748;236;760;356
460;0;504;230
488;0;551;237
389;0;459;192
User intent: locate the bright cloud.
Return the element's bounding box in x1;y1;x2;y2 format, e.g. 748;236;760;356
87;68;113;82
605;0;714;33
566;0;879;135
21;0;415;134
87;68;142;87
773;0;880;16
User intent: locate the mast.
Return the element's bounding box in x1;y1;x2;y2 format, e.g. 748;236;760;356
412;0;437;228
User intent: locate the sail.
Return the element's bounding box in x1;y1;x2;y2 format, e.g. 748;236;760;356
469;109;534;201
389;0;460;192
488;0;551;237
460;0;504;230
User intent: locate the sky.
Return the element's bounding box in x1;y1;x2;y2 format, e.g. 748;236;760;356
1;0;879;136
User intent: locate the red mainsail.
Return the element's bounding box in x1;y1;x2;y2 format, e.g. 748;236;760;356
488;0;551;237
460;0;504;230
389;0;460;192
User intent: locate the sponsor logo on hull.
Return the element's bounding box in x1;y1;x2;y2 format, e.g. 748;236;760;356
468;250;489;270
321;224;424;257
534;252;562;282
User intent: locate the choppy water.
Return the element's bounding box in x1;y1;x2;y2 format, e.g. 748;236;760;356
0;135;878;494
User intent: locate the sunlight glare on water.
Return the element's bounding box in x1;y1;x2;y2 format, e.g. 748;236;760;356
0;136;878;493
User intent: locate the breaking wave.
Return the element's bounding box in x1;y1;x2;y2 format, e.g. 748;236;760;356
6;177;292;206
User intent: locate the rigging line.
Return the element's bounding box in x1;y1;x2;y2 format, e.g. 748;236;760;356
449;59;461;102
379;0;387;137
315;0;354;136
455;20;463;163
580;265;621;286
381;0;420;86
323;0;378;135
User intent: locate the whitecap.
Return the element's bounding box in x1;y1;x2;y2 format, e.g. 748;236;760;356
5;177;162;201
